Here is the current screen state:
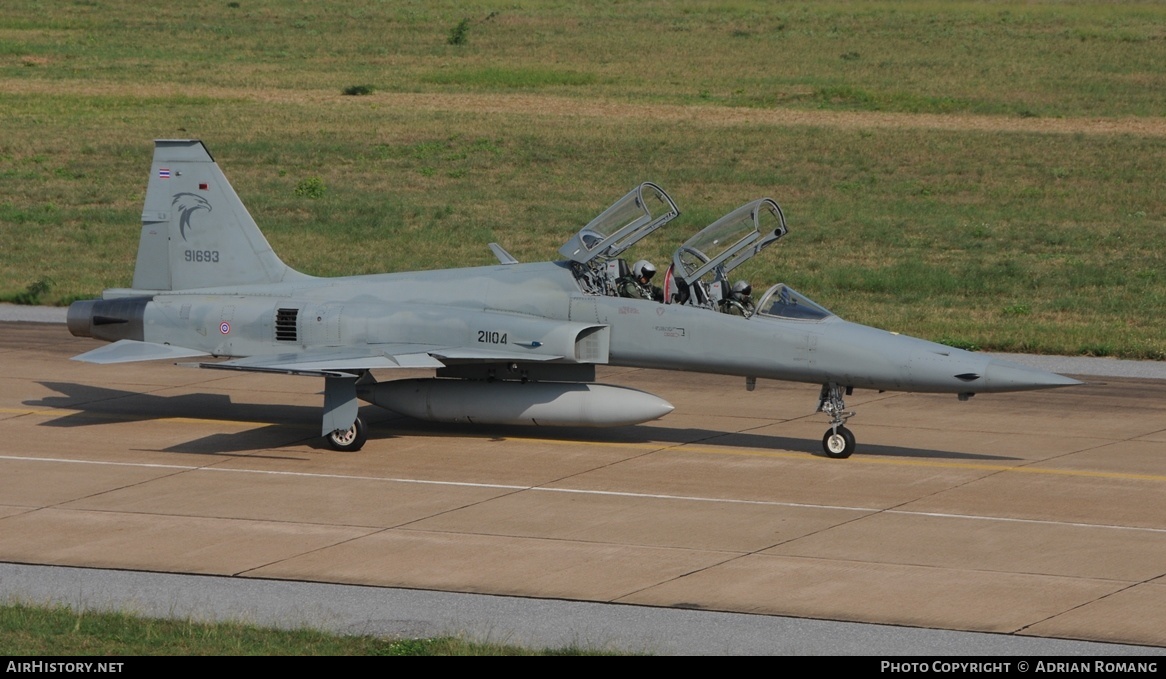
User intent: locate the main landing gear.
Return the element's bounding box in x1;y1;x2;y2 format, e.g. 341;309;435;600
817;383;856;459
321;373;368;451
327;416;367;452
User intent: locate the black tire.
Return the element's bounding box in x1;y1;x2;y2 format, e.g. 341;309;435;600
327;416;367;452
822;426;856;459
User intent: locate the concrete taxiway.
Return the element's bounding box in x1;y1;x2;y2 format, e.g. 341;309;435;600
2;319;1165;653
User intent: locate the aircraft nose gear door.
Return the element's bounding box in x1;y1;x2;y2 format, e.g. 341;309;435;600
817;383;856;458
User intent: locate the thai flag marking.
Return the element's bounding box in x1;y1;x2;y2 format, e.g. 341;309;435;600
159;168;171;179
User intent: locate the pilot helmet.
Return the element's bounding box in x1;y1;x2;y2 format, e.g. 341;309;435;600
633;260;657;281
732;280;752;296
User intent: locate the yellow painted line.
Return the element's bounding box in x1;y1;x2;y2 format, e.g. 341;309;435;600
1;408;66;417
5;407;1164;483
407;431;1166;483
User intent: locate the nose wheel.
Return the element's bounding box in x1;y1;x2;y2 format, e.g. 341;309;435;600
817;383;856;458
822;426;856;459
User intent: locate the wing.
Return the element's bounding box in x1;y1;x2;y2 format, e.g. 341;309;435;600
72;340;567;377
197;343;564;377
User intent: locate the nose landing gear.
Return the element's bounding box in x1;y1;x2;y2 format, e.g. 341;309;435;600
818;383;856;459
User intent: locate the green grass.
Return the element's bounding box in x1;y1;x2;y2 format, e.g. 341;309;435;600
1;0;1164;358
0;603;620;655
5;1;1165;115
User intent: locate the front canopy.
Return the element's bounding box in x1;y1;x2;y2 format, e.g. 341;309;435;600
670;198;788;287
755;283;834;321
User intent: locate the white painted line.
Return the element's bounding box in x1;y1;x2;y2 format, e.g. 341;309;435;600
4;454;1165;534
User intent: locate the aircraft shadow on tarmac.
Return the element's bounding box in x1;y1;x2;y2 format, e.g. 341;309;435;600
29;381;1021;462
392;418;1022;462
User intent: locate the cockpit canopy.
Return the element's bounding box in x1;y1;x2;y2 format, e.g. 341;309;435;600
670;198;787;288
558;187;808;317
755;283;834;321
559;182;679;265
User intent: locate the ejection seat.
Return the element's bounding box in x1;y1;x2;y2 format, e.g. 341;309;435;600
667;197;788;312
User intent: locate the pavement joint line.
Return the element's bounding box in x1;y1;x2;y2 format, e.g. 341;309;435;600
4;454;1166;535
1011;581;1150;638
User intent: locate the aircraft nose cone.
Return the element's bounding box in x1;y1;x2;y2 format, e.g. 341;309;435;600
983;357;1082;392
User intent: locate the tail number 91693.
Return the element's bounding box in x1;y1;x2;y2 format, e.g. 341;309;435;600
185;250;220;263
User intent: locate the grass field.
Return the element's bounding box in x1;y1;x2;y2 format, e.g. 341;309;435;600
1;1;1164;357
0;603;608;655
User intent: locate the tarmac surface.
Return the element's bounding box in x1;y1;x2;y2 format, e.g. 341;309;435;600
2;310;1166;655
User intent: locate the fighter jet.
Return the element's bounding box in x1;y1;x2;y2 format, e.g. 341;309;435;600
66;140;1080;458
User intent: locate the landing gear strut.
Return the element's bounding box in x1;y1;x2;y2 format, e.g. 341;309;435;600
326;416;367;452
817;383;856;459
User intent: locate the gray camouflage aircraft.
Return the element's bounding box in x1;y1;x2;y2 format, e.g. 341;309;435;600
67;140;1080;457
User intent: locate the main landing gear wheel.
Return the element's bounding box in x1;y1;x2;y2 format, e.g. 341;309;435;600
822;426;856;459
326;417;367;452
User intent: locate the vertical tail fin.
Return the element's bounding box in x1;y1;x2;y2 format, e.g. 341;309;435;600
133;139;310;291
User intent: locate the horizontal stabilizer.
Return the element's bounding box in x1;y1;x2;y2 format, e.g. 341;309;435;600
72;340;209;364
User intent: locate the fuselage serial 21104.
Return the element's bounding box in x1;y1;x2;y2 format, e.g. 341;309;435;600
67;140;1080;457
